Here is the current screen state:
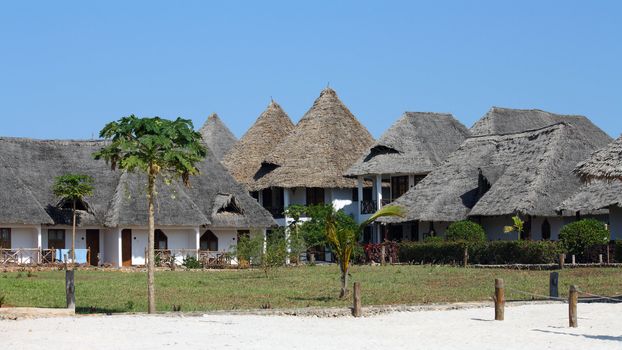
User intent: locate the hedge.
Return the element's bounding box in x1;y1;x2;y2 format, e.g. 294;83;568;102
399;241;564;265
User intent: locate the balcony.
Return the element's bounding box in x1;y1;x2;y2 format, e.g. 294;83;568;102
264;206;285;219
360;199;392;215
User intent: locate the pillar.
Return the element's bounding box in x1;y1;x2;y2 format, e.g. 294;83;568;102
195;226;201;258
357;176;363;222
283;188;291;264
262;228;267;254
375;174;383;211
257;190;263;205
117;228;123;268
36;225;42;264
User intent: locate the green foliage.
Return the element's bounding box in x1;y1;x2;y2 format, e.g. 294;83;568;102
559;219;610;258
446;221;486;242
52;174;94;203
399;240;563;265
182;256;201;269
262;229;288;275
93;115;207;185
503;215;524;236
233;234;264;266
423;236;444;243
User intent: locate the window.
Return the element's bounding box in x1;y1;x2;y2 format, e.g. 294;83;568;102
541;219;551;240
48;229;65;249
352;188;358;202
200;230;218;251
363;187;372;201
0;228;10;249
413;175;426;187
391;176;409;201
154;229;168;249
388;225;403;242
362;226;373;243
306;188;325;205
411;221;419;241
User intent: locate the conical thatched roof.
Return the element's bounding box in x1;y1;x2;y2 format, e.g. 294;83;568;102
380;109;612;223
574;136;622;182
253;88;374;189
0;137;275;228
346;112;470;176
222;101;295;190
199;113;237;161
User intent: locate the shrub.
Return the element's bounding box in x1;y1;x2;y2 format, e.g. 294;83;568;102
363;242;399;263
423;236;444;243
182;256;201;269
559;219;609;258
446;221;486;242
398;240;562;265
233;233;264;267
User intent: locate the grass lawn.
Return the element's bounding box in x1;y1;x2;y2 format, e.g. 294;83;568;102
1;265;620;313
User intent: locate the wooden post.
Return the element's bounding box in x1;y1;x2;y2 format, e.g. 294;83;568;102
549;272;559;298
310;253;315;264
598;254;603;264
65;269;75;309
63;253;68;271
463;246;469;267
380;245;386;265
569;285;578;328
144;247;148;266
494;278;504;321
571;255;576;265
607;245;610;264
558;254;565;269
352;282;362;317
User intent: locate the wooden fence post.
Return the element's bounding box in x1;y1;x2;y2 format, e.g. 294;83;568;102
352;282;362;317
463;246;468;267
494;278;504;321
380;245;386;265
65;269;75;309
549;272;559;298
569;285;578;328
598;254;603;264
571;255;576;265
558;254;565;269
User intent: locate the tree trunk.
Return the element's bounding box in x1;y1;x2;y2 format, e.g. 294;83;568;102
339;263;349;298
147;166;156;314
72;199;76;268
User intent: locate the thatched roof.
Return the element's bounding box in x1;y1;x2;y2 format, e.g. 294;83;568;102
0;137;275;228
198;113;237;161
470;107;591;136
253;88;374;189
574;136;622;182
346;112;470;176
381;109;612;223
222;101;295;190
558;180;622;213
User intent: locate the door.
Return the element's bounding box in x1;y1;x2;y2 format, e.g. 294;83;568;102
122;229;132;267
86;229;100;266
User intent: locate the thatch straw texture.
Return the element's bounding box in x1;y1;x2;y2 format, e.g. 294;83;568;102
470;107;591;136
254;88;374;189
574;136;622;182
0;137;275;228
222;101;295;190
199;113;237;161
380;109;611;223
346;112;470;176
558;180;622;213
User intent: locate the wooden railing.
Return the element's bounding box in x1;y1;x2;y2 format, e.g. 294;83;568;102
153;249;231;267
0;248;57;265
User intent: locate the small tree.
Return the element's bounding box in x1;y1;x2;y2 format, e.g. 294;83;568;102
52;174;94;265
326;205;404;298
503;215;524;238
559;219;609;259
446;221;486;242
93;115;206;313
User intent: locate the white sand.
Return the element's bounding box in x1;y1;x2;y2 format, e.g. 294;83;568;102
1;303;620;350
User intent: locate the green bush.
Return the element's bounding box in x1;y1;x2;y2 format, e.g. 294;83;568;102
423;236;444;243
399;240;563;265
445;220;486;242
559;219;609;258
182;256;201;269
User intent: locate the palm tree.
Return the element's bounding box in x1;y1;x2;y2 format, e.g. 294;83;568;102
52;174;94;265
325;205;404;298
93;115;206;313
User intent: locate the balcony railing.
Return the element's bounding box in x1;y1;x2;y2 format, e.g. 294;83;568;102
153;249;231;267
360;199;392;215
0;248;57;265
264;206;285;218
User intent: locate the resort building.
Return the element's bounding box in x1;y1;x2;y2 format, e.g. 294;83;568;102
379;107;612;241
0;137;274;266
250;88;374;230
198;113;237;161
345;112;470;242
559;135;622;240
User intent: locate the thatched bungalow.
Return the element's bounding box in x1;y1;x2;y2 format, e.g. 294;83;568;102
199;113;237;161
345;112;470;242
252;88;374;228
0;137;274;266
222;100;295;200
559;136;622;240
379;107;611;241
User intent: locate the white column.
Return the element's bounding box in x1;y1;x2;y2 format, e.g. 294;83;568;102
262;228;267;254
99;230;105;265
117;228;123;268
283;188;291;265
257;190;263;205
375;174;383;211
36;225;42;249
408;175;415;189
195;226;201;258
357;176;363;222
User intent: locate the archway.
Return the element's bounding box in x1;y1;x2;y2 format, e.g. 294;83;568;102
200;230;218;251
154;229;168;249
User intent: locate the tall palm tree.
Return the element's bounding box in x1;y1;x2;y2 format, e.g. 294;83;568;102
94;115;206;313
52;174;94;265
325;205;404;298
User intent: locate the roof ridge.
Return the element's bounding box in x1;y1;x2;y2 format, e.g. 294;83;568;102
467;121;568;140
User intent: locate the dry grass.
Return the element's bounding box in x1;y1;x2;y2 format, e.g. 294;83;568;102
0;265;620;313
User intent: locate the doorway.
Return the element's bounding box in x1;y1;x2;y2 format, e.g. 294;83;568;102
86;229;100;266
122;229;132;266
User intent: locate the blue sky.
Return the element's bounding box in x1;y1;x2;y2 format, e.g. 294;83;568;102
0;1;620;139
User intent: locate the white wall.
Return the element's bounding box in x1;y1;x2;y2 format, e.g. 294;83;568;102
289;187;306;206
330;188;356;218
10;227;37;248
128;228;196;265
103;228;120;267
